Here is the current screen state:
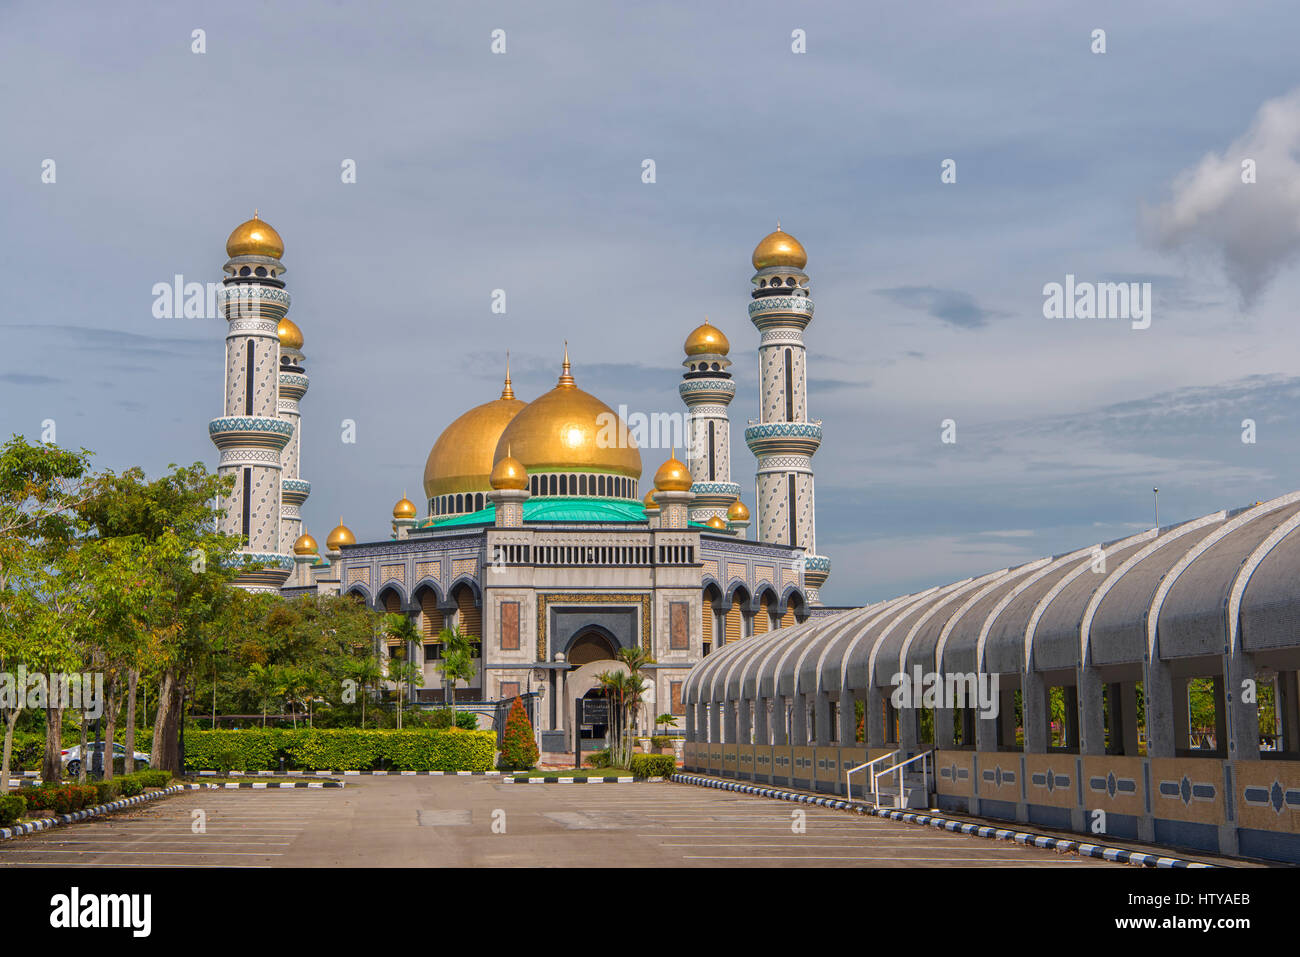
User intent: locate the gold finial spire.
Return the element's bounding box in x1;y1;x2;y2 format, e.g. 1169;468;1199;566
501;351;514;400
254;208;259;219
558;340;575;387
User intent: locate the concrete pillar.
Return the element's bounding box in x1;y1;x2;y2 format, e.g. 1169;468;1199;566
754;697;771;745
791;693;808;745
722;698;738;744
771;696;788;746
1143;659;1175;758
1223;654;1258;761
839;690;858;746
1078;668;1106;755
1022;672;1048;753
737;698;752;745
900;700;920;752
1063;685;1080;750
1211;672;1230;757
708;701;721;743
685;701;696;741
867;685;886;747
935;707;954;751
814;692;832;746
1280;671;1300;754
1171;675;1191;754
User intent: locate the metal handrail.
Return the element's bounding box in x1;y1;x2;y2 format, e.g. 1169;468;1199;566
872;749;933;809
843;750;899;804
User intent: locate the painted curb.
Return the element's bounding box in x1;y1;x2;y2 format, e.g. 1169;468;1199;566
181;781;345;789
502;775;647;784
0;785;187;842
670;773;1215;870
192;769;500;777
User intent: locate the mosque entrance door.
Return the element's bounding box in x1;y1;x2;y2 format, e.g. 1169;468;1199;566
566;629;619;752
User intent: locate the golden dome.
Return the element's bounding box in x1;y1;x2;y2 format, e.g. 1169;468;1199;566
326;521;355;551
490;452;528;490
684;320;729;357
727;499;750;522
643;487;660;511
652;455;692;492
277;317;303;351
292;533;318;556
706;515;728;530
423;371;526;499
392;495;417;520
752;226;806;270
226;213;284;259
494;347;641;481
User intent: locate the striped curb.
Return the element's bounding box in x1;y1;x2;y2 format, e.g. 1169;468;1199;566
181;781;345;790
502;775;648;784
0;785;188;842
670;774;1214;869
193;769;501;777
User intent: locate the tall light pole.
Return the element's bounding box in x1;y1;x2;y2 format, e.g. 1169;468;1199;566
1153;487;1159;531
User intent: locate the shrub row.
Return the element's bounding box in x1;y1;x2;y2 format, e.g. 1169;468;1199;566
628;754;676;779
16;770;174;817
183;728;497;772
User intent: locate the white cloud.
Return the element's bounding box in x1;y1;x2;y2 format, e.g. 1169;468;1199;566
1142;88;1300;305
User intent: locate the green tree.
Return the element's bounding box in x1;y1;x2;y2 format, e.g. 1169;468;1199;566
436;625;476;722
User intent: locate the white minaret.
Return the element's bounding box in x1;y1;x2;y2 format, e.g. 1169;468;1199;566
209;214;294;593
679;320;740;525
743;226;830;603
277;316;310;556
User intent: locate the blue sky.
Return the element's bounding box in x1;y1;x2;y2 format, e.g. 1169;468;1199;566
5;0;1300;605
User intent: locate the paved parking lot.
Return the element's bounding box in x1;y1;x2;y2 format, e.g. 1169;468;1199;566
0;777;1109;867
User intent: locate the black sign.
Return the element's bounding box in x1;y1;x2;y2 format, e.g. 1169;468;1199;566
581;698;609;726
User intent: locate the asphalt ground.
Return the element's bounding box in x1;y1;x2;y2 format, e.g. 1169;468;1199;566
0;776;1112;867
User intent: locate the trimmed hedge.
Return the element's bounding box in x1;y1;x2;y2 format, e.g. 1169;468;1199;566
20;784;99;814
0;794;26;827
628;754;675;779
183;728;497;772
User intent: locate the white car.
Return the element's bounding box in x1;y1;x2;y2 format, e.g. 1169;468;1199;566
61;743;151;776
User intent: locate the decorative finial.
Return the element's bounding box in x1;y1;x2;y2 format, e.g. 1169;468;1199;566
558;340;574;387
776;219;782;231
501;350;514;400
254;209;260;220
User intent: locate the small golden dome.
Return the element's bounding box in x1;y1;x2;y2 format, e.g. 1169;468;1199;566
292;533;318;556
684;320;729;356
706;515;728;530
392;495;417;520
727;499;750;522
277;317;303;351
326;520;355;551
653;455;692;492
226;213;284;259
490;452;528;490
752;226;806;270
423;372;526;499
643;487;660;510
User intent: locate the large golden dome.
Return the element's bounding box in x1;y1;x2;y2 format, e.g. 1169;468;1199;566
652;455;692;492
684;320;729;356
752;226;806;270
493;348;641;481
423;372;526;500
226;214;284;259
326;521;355;551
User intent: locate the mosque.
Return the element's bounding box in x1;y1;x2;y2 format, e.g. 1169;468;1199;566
208;214;836;751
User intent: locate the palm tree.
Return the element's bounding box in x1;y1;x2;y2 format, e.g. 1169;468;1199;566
386;659;421;729
596;668;648;768
436;625;476;721
246;662;278;728
350;655;383;728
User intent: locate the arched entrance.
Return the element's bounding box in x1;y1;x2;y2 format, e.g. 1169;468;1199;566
568;629;617;666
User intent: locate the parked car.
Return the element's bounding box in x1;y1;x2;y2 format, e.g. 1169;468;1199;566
61;742;151;776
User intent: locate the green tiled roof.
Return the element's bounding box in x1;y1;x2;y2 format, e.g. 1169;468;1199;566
421;496;710;529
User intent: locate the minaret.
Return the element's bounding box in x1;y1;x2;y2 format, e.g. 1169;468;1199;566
277;315;310;557
209;213;294;593
743;226;831;603
679;320;740;524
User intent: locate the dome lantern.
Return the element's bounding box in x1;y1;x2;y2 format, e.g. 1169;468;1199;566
326;519;355;551
751;224;806;270
226;212;284;259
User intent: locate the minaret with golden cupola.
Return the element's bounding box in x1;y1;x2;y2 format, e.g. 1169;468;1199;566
277;314;310;556
680;320;741;526
209;213;295;592
743;225;831;603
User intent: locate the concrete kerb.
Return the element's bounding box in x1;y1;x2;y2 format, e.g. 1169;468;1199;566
670;773;1215;870
0;784;188;842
